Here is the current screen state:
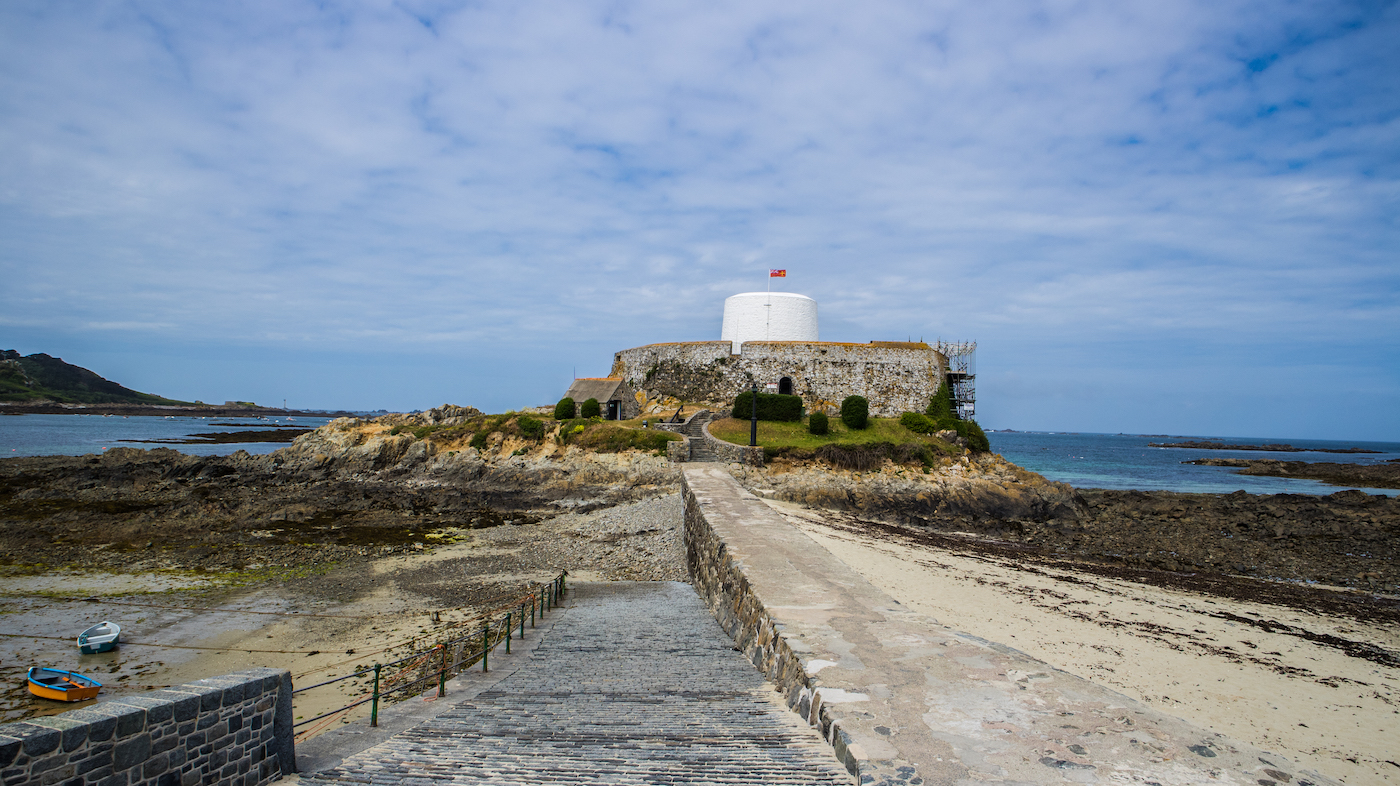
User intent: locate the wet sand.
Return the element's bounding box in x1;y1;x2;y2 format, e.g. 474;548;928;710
765;500;1400;786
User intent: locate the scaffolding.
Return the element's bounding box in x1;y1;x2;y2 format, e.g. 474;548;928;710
934;341;976;420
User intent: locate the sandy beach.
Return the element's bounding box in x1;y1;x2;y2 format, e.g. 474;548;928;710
764;500;1400;785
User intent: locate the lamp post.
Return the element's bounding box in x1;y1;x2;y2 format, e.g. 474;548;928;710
749;381;758;447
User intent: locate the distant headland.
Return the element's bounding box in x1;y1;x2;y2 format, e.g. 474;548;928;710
1;349;350;418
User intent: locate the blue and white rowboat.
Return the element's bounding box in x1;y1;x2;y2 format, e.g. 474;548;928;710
77;621;121;654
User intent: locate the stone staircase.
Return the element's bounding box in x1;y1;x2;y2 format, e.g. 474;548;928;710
680;410;718;462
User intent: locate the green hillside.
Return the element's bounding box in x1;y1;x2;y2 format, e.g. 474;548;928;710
0;350;187;405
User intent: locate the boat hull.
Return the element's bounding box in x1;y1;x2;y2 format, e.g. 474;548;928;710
77;621;121;655
27;667;102;702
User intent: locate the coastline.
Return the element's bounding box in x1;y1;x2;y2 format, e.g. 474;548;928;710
5;412;1398;784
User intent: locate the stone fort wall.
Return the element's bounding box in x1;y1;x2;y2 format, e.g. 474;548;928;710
611;340;946;418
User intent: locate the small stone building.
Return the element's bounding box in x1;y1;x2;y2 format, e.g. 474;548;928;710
560;377;641;420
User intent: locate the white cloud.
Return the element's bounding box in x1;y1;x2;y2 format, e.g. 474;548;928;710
0;0;1396;432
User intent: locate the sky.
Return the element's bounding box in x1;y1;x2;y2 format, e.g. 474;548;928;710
1;0;1397;440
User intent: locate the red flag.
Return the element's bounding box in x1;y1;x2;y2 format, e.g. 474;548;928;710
769;269;786;278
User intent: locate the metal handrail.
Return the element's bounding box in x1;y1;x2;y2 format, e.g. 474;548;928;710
292;571;567;734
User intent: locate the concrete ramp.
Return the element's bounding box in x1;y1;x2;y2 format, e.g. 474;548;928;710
681;464;1340;786
298;582;852;785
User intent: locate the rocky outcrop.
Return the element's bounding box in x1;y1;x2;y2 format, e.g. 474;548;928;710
1152;440;1379;454
0;413;680;573
1185;457;1400;490
726;455;1399;591
730;453;1086;528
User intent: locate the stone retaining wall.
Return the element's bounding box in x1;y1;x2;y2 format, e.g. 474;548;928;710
699;422;764;467
665;436;690;463
681;475;858;778
0;668;294;786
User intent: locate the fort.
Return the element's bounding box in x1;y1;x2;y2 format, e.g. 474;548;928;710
566;291;976;420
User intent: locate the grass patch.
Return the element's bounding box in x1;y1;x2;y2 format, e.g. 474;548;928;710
571;424;680;453
708;416;960;467
708;416;955;451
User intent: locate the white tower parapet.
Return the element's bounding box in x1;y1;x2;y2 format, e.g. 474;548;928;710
721;292;819;353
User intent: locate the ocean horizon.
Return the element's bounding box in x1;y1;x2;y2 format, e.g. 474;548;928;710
988;430;1399;496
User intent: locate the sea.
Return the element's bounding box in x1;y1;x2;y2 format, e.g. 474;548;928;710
0;413;335;458
988;431;1400;496
2;414;1397;496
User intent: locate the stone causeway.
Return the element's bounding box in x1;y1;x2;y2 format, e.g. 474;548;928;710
297;581;852;785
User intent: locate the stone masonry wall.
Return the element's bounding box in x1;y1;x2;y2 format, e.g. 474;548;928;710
612;340;945;418
0;668;294;786
681;474;859;778
699;421;764;466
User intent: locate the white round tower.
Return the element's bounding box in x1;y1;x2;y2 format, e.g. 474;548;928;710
721;292;818;352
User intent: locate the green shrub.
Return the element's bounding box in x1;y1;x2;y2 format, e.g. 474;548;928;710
555;419;589;443
961;419;990;453
731;391;803;422
554;397;576;420
469;431;489;450
815;441;932;471
926;378;956;423
573;424;680;453
807;411;829;435
898;412;937;434
517;415;544;439
840;395;869;429
580;398;601;418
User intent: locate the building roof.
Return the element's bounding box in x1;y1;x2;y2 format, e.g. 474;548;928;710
563;377;625;403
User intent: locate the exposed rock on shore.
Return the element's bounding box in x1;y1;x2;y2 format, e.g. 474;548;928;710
1186;457;1400;489
732;453;1085;523
0;410;678;574
1149;440;1379;454
5;407;1396;596
731;460;1398;593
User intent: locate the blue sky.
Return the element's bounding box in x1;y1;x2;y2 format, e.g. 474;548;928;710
2;0;1397;440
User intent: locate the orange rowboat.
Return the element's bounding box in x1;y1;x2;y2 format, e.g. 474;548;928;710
27;667;102;702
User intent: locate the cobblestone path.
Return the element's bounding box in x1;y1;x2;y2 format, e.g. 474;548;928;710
302;582;853;785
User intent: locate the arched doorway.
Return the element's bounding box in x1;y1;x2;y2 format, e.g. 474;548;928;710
778;376;793;395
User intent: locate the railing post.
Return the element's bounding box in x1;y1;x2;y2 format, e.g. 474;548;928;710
519;604;525;638
481;621;490;673
437;644;447;697
560;572;566;596
370;663;381;727
546;582;552;612
505;613;512;654
531;594;536;627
